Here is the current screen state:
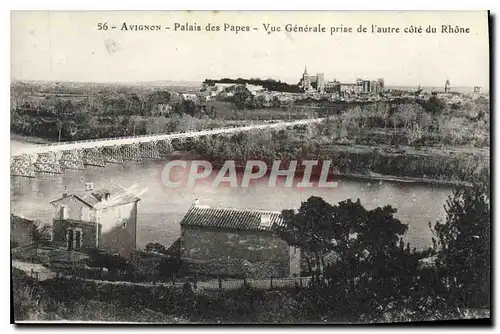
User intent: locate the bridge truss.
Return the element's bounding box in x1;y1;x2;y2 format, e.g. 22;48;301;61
11;119;324;178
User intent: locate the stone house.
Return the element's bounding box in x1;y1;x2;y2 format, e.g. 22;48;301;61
181;93;198;102
179;202;301;278
49;183;140;260
11;214;35;247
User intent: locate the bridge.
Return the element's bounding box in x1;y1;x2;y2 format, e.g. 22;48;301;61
11;118;325;178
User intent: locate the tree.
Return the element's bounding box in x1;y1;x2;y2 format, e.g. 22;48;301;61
86;248;129;272
430;172;490;309
423;96;446;115
145;242;167;254
158;256;182;279
146;90;171;105
56;119;63;142
180;100;198;116
29;222;51;262
279;196;419;320
145;116;167;134
232;86;252;109
280;196;410;273
393;103;424;131
128;116;145;135
279;197;336;279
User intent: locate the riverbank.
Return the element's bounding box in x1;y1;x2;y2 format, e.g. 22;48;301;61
10;136;474;188
11;133;55;145
208;160;473;188
331;172;472;188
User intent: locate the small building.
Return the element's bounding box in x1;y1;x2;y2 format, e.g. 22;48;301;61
245;83;266;96
340;83;362;97
298;66;325;93
179;202;301;278
204;83;237;97
11;214;35;247
181;93;198;102
49;183;140;260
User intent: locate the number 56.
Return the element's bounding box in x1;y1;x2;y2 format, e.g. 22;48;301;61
97;22;108;31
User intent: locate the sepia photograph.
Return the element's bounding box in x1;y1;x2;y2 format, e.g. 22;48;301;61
10;10;491;324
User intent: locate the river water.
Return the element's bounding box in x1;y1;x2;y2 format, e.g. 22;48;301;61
10;140;453;250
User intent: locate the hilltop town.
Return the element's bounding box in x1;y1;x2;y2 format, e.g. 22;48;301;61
195;67;484;106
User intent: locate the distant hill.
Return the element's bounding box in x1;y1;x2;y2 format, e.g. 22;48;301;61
11;79;201;88
203;77;301;93
136;80;201;87
388;85;489;94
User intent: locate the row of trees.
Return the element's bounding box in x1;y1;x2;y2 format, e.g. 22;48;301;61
203;77;301;93
180;123;487;182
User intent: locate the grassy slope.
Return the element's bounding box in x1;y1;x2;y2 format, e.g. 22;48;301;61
12;269;190;323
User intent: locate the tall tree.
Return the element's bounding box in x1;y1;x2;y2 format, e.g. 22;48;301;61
30;222;51;262
280;196;422;321
431;171;490;309
280;196;336;278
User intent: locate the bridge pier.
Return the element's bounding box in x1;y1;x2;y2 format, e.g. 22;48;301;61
34;152;63;174
140;142;161;159
122;143;143;162
82;148;106;167
10;154;36;178
59;149;85;170
102;146;124;164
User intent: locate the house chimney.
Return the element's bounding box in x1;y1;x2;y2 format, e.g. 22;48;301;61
85;182;93;192
193;199;200;206
63;186;68;197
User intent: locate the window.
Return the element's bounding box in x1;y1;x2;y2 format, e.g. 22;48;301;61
66;229;73;250
75;230;81;250
60;205;68;220
67;227;83;251
115;218;127;229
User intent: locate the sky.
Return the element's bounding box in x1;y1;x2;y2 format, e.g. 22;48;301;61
11;11;490;87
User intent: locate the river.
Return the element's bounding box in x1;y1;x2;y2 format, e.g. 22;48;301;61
10;140;453;250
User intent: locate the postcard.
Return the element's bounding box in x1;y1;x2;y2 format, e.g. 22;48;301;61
10;10;490;324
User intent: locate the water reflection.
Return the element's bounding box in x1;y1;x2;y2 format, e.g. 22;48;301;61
11;158;452;250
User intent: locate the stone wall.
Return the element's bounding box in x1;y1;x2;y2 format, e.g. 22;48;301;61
180;226;290;278
52;219;97;250
52;195;94;222
11;215;34;247
98;202;138;260
183;257;288;279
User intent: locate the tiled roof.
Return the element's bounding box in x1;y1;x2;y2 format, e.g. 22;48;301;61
180;204;284;232
11;214;34;228
51;187;140;210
